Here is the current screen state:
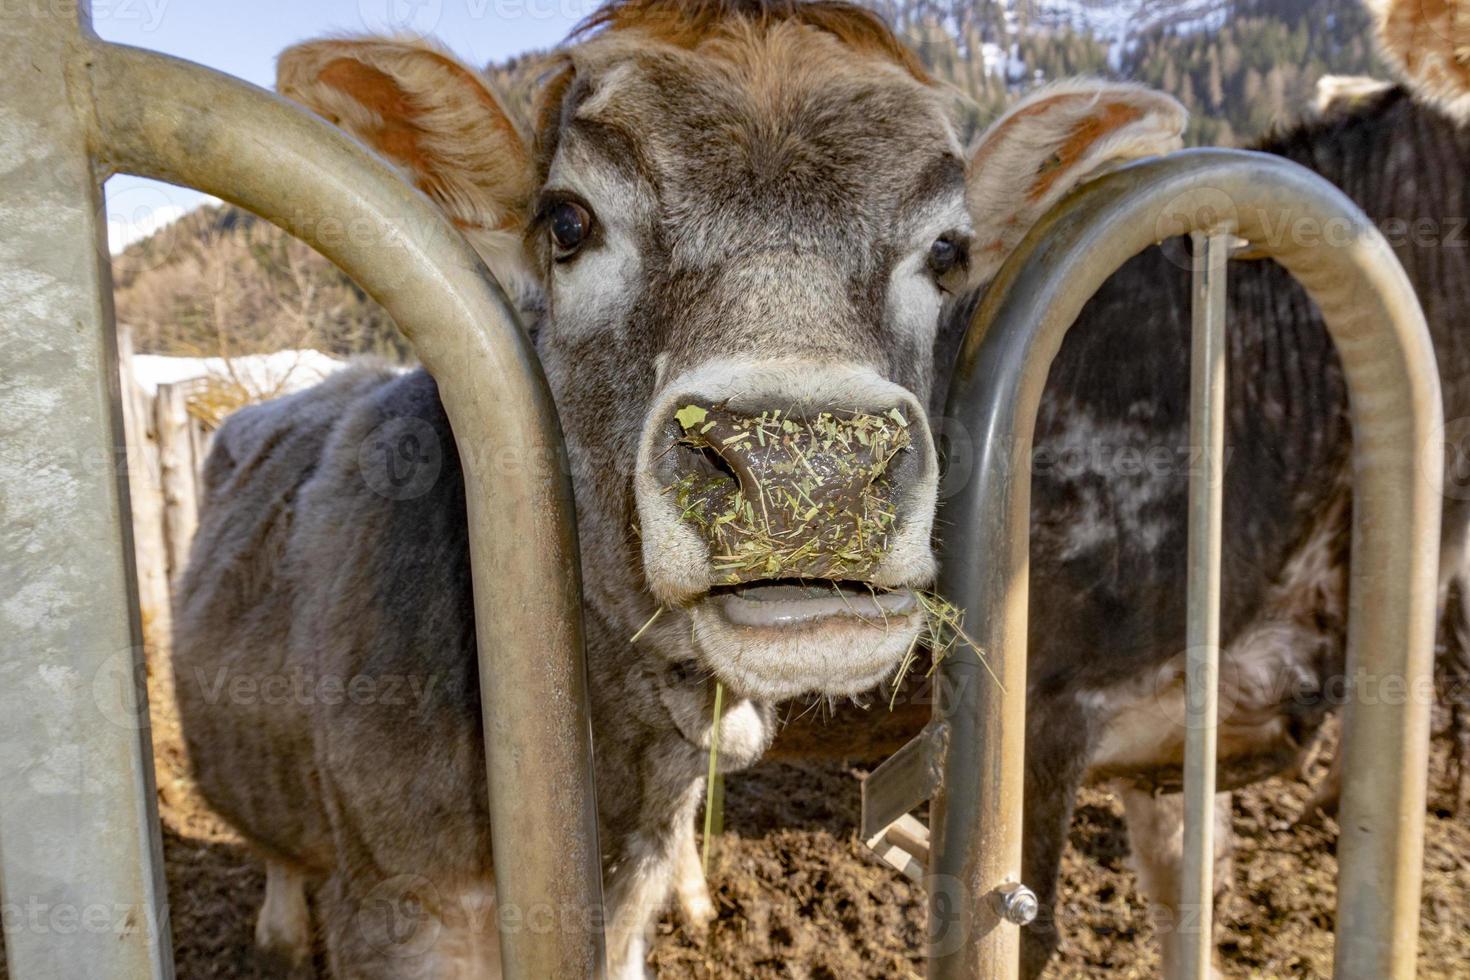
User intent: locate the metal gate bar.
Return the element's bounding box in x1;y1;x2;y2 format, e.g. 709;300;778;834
932;148;1440;979
1;4;605;978
1181;229;1230;978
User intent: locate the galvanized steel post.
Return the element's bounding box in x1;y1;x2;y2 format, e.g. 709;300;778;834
1180;229;1230;980
1;4;605;978
0;5;174;976
933;149;1439;980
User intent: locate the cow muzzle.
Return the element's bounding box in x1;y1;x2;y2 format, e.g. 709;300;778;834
634;360;939;700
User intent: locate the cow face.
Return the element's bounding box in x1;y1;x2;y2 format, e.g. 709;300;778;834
279;3;1184;702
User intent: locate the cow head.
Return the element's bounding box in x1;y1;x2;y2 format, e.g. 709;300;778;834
1372;0;1470;117
279;0;1184;702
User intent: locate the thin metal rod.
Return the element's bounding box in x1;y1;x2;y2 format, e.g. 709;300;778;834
0;4;174;977
1178;230;1230;980
81;36;605;979
935;148;1439;980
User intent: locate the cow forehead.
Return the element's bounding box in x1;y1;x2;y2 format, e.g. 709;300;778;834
552;28;964;250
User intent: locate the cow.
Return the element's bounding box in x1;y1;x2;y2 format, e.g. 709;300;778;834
169;1;1187;976
921;1;1470;975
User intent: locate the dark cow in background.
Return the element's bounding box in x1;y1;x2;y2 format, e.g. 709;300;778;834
996;76;1470;974
919;1;1470;974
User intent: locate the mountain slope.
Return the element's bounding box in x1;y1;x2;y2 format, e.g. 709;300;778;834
895;0;1384;145
1030;0;1232;45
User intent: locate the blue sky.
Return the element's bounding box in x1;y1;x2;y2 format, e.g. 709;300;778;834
99;0;588;250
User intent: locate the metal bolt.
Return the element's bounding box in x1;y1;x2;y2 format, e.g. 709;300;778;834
995;883;1039;927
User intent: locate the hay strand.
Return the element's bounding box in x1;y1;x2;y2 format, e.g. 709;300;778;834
889;592;1003;710
667;405;911;584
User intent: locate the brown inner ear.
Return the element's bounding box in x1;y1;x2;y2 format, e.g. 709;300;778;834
968;92;1091;175
318;59;433;176
1027;102;1143;201
313;54;527;234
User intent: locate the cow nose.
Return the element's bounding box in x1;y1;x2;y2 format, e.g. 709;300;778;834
657;402;928;584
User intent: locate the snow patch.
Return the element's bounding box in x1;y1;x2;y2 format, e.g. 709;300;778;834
128;350;347;397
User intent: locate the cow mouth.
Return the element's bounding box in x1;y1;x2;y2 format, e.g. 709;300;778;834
710;579;918;629
687;577;928;700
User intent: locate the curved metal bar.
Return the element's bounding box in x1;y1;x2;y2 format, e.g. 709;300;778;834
81;36;604;979
933;148;1441;980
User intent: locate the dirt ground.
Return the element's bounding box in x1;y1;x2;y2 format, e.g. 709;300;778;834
133;651;1470;980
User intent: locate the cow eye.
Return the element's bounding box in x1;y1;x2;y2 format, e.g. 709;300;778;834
549;201;593;256
927;235;964;278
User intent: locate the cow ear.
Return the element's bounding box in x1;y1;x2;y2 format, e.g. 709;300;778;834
965;82;1186;283
278;37;538;297
1372;0;1470;114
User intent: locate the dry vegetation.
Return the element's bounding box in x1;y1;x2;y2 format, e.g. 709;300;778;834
113;205;405;361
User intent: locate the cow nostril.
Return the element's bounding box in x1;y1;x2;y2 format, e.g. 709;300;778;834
659;402;915;585
684;441;739;484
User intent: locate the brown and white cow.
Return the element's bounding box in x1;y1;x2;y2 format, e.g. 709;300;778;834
170;1;1184;976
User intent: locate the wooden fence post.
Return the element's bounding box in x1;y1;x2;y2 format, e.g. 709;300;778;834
117;328;172;651
154;382;200;584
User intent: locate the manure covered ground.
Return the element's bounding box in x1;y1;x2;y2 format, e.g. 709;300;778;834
126;659;1470;979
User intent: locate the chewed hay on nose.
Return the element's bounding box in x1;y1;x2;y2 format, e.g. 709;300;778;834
663;403;912;584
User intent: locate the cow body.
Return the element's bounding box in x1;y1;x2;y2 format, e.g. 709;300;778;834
173;38;1470;980
176;366;768;975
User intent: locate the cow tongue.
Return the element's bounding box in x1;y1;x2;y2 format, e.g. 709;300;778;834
718;582;916;628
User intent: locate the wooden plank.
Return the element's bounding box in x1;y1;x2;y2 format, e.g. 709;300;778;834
154;382;199;584
118;328;172;649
